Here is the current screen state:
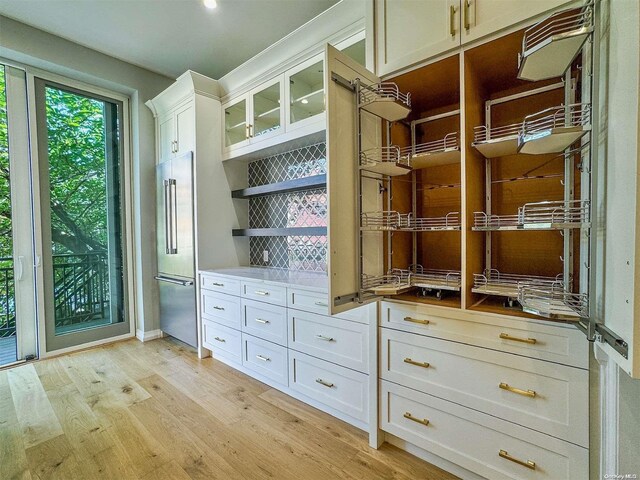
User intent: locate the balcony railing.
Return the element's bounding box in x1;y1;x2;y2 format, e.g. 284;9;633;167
0;252;110;338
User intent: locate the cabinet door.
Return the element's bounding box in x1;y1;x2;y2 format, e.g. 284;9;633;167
461;0;572;45
375;0;460;77
250;76;284;143
158;113;175;162
175;102;195;156
223;95;250;151
326;44;384;314
285;53;326;132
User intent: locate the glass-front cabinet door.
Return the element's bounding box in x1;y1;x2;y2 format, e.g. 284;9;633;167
286;54;326;131
223;97;249;150
251;76;284;142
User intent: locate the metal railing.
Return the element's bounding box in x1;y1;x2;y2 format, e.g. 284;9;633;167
0;259;15;338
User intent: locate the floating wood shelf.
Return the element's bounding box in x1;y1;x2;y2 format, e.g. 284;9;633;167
232;227;327;237
231;174;326;199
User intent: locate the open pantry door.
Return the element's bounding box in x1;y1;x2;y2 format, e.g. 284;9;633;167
325;44;384;315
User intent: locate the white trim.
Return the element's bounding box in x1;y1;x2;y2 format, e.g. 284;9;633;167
136;329;164;342
38;332;134;359
594;343;620;478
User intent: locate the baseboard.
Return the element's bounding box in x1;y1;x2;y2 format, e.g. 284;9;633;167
136;329;164;342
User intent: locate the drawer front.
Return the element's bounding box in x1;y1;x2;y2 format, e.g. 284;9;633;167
288;310;368;372
289;351;368;422
381;301;588;369
381;381;589;480
242;281;287;306
380;328;588;447
241;334;288;387
200;274;241;296
202;320;241;364
201;290;241;329
242;299;287;346
288;288;370;324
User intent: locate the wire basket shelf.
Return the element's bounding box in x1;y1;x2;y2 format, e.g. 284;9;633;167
518;285;589;319
473;200;590;231
472;269;565;298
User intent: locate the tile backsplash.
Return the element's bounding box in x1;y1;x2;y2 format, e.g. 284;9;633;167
248;142;327;272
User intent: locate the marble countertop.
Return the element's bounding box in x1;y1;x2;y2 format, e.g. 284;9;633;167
199;266;328;292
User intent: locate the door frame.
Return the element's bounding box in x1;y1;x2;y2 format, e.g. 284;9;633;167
26;68;136;357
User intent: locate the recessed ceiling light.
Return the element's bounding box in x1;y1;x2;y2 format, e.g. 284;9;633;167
301;99;309;104
203;0;217;9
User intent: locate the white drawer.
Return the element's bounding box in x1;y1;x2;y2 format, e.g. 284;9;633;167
289;351;368;422
241;299;287;347
288;287;370;324
202;320;241;364
288;310;368;372
381;301;588;369
381;381;588;480
380;328;588;447
200;274;241;296
201;290;241;329
241;334;288;387
241;281;287;306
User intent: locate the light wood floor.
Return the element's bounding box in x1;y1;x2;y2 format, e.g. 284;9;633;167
0;337;459;480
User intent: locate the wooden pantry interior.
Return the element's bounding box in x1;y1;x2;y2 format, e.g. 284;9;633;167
329;4;594;325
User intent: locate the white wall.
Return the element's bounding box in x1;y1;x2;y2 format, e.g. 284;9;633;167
0;15;174;335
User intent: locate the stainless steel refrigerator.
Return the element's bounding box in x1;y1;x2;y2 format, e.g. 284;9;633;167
155;151;197;347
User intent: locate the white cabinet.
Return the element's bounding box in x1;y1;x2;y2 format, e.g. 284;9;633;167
284;53;326;133
158;101;195;162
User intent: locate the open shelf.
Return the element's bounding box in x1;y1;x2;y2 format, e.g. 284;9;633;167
363;265;461;297
518;4;594;81
472;123;521;158
473;200;590;231
232;227;327;237
518;285;588;320
518;103;591;154
231;174;326;199
401;132;460;169
360;146;412;176
359;82;411;122
472;269;564;298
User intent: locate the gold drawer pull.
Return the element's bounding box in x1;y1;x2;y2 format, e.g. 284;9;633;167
404;412;429;426
211;282;225;287
316;335;335;342
255;290;270;296
255;318;270;324
315;378;334;388
499;382;536;398
404;316;430;325
213;337;225;343
499;333;537;344
213;306;225;311
314;301;328;307
255;355;270;362
499;450;536;470
404;357;430;369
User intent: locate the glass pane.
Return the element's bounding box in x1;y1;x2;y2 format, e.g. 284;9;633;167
44;85;125;335
253;82;281;138
0;66;17;365
225;99;247;147
342;39;366;65
289;60;324;124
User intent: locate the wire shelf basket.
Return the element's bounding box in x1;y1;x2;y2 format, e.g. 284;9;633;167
360;146;412;176
362;265;461;295
518;103;591;154
401;132;460;168
472;269;564;298
473;200;590;231
518;285;589;319
359;82;411;122
404;212;461;231
409;268;461;291
361;211;406;230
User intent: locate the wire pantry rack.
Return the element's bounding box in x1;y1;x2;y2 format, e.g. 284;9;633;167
401;132;460;169
361;272;412;295
362;266;461;296
473;200;590;231
360;146;412;176
472;269;564;298
518;103;591;155
361;211;460;231
359;82;411;122
472;123;521;158
409;268;461;292
518;4;594;81
361;211;405;230
519;285;589;320
405;212;460;231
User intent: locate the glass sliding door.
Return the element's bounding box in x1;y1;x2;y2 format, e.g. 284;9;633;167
34;79;130;352
0;64;38;366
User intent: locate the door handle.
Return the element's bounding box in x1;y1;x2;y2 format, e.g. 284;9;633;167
463;0;471;31
164;180;171;254
15;256;24;281
449;4;456;37
169;178;178;254
154;276;194;286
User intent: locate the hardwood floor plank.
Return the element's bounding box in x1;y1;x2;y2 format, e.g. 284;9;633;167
140;460;193;480
25;434;86;480
7;364;64;449
0;371;32;480
33;359;73;392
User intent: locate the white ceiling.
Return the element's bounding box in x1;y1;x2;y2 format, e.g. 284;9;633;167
0;0;339;79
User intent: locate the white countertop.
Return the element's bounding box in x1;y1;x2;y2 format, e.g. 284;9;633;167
199;266;328;292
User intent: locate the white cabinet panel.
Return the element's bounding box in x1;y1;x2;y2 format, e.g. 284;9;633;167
241;281;287;307
201;290;242;330
203;320;242;364
242;334;288;387
175;102;195;156
241;299;288;347
158;113;175;162
381;380;589;480
200;274;241;297
375;0;460;76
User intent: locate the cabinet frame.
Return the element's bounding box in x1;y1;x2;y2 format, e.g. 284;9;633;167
284;53;327;134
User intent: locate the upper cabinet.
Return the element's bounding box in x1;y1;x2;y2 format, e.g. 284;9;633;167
285;54;325;132
158;101;195;163
373;0;572;77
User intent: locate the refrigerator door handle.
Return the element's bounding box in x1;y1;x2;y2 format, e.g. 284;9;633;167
169;178;178;254
154;275;194;287
163;179;171;254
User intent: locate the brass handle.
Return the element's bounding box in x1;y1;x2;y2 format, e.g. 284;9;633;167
256;355;270;362
255;318;270;324
463;0;470;31
499;382;536;398
213;337;225;343
249;124;254;137
498;450;536;470
499;333;537;344
213;306;225;311
245;124;250;139
449;5;456;37
314;301;328;307
404;412;429;426
255;290;270;296
404;357;430;369
316;334;335;342
404;316;430;325
315;378;334;388
211;282;225;287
